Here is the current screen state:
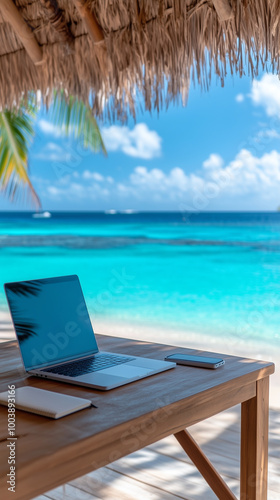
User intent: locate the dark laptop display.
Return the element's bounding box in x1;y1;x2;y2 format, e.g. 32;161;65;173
5;275;98;370
4;274;175;390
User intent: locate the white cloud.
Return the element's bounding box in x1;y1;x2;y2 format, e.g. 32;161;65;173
48;143;60;151
101;123;162;159
236;93;245;103
83;170;104;181
34;142;72;162
206;149;280;192
81;170;114;183
38;120;162;160
250;74;280;117
48;186;61;196
254;128;280;141
262;129;280;138
44;148;280;209
47;181;110;200
129;166;194;194
203;154;223;169
125;149;280;198
248;75;280;145
38;120;60;136
37;120;76;138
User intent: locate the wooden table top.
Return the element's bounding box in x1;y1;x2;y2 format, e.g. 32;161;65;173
0;334;275;500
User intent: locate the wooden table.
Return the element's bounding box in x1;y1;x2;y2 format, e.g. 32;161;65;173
0;335;275;500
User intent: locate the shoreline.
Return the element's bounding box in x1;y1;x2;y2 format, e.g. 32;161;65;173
93;316;279;408
0;311;279;408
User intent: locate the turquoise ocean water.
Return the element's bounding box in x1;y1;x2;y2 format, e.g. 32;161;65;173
0;212;280;346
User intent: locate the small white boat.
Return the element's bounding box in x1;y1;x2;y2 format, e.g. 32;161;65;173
105;209;117;214
120;209;137;214
32;211;52;219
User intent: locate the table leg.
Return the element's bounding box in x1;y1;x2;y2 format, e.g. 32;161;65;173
174;429;237;499
240;377;269;500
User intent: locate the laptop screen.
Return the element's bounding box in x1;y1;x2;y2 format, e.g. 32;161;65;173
5;275;98;370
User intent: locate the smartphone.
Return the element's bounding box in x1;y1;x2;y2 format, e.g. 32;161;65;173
164;353;225;369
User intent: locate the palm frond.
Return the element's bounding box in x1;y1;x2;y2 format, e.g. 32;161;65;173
51;91;107;155
0;92;106;208
0;108;41;208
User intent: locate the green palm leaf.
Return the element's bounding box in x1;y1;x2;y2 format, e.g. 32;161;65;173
51;91;106;154
0;92;106;207
0;107;41;208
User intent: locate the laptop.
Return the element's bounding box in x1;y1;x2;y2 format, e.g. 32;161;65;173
4;275;175;390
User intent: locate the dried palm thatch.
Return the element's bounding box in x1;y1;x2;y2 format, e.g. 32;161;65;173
0;0;279;121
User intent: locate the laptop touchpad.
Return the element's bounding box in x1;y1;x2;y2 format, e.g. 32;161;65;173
101;365;151;378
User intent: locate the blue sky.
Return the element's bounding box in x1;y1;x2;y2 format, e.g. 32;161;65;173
2;70;280;211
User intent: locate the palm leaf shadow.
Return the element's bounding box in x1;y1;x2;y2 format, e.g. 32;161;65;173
8;281;43;343
8;280;42;297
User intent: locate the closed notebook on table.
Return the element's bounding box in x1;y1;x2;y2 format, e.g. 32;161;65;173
0;386;93;419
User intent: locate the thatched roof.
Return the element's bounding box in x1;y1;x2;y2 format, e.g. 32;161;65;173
0;0;279;120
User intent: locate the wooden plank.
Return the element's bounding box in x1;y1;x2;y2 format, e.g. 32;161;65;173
147;420;280;490
174;429;237;500
106;448;238;499
108;448;218;495
0;0;43;64
44;483;100;500
147;436;241;480
241;377;269;500
70;467;185;500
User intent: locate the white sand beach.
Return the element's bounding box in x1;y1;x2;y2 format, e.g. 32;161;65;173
94;317;280;410
0;310;279;408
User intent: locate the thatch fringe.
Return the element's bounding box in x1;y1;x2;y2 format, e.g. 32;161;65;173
0;0;280;120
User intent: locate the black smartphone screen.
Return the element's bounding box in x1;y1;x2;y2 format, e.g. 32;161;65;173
167;354;223;364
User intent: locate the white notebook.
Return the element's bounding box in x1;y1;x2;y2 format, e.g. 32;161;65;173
0;386;93;419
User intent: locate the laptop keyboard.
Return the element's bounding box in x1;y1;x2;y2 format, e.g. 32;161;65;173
42;353;135;378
